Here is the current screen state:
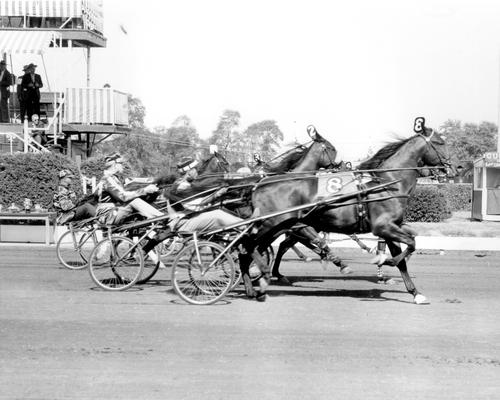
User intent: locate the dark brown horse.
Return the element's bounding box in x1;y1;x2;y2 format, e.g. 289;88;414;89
245;120;452;304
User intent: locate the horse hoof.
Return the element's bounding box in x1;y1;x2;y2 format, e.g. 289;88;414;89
256;292;267;302
340;266;353;275
414;294;429;305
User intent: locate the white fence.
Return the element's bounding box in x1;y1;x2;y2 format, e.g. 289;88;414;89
64;88;129;125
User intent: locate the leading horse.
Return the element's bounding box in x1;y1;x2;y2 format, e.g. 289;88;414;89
245;119;452;304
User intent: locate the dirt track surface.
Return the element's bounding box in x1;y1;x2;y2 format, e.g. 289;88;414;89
1;246;499;400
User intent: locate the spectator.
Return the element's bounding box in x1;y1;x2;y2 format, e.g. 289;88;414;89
17;65;28;123
0;60;12;123
30;114;48;149
21;63;43;122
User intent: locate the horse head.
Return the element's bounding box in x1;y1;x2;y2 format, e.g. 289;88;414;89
295;125;337;171
414;118;453;176
197;151;230;176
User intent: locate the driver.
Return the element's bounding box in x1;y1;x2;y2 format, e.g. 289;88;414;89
96;153;162;224
173;156;199;193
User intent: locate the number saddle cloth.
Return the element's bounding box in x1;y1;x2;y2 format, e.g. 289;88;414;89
314;171;374;230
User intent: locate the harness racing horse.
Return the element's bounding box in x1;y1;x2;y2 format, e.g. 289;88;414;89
266;155;358;282
217;130;356;279
253;129;369;282
245;118;452;304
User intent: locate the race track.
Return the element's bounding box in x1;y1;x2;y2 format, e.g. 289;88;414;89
0;245;499;400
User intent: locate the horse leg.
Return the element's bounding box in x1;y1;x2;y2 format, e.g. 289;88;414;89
385;240;428;304
373;222;427;304
349;234;373;253
374;239;396;285
371;222;415;267
251;248;271;302
291;245;312;262
238;252;256;298
271;234;297;285
300;230;352;274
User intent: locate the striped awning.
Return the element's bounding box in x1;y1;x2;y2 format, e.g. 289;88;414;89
0;30;61;54
0;0;83;18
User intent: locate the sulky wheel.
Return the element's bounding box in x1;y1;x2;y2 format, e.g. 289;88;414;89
171;241;235;305
56;228;97;270
137;236;185;284
88;236;144;291
135;249;160;284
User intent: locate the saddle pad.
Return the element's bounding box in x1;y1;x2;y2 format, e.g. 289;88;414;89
315;172;372;201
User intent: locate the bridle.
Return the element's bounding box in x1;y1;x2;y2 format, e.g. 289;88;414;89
319;142;338;169
215;154;230;173
418;129;451;170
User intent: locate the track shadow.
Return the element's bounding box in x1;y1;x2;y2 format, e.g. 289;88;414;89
89;285;144;292
168;299;232;306
271;274;403;285
137;279;172;287
231;286;412;303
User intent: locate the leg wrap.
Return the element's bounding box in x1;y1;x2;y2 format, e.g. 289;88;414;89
141;227;172;253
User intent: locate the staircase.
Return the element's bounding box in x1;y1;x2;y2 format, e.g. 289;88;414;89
0;93;65;154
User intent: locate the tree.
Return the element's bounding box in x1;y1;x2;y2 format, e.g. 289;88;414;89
154;115;202;170
97;128;167;176
208;110;242;163
96;94;207;176
440;119;498;162
242;120;284;162
128;95;146;129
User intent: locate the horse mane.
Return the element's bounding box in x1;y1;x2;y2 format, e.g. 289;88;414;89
264;145;307;173
357;135;414;170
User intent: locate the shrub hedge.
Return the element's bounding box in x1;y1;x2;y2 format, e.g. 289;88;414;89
436;183;472;212
405;183;471;222
405;185;451;222
0;153;81;211
80;155;107;182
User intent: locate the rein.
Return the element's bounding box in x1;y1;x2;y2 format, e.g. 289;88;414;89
418;132;451;169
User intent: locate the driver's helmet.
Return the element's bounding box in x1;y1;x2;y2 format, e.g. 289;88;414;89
177;156;198;172
104;152;125;168
58;169;75;179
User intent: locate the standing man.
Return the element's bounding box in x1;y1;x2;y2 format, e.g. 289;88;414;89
17;65;28;123
21;63;43;122
0;60;12;123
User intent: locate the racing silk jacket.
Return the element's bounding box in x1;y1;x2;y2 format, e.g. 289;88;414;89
53;187;77;211
98;174;148;205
